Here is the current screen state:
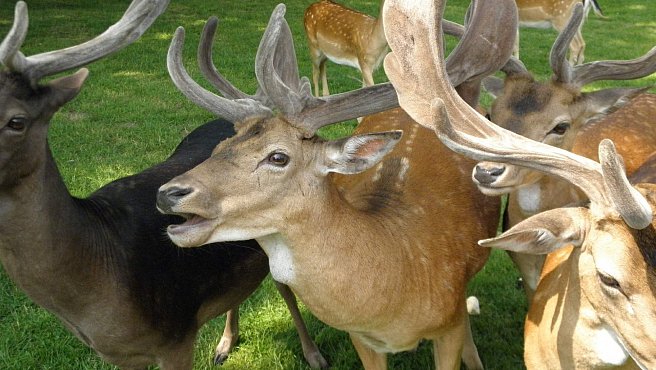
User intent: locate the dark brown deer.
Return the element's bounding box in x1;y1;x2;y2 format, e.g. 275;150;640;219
476;4;656;299
0;1;325;369
156;1;516;368
383;0;656;366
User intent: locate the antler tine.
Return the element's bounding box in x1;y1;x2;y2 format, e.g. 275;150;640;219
254;4;399;137
383;0;622;213
294;82;399;135
255;4;305;116
444;0;517;107
599;140;653;229
198;17;248;100
572;46;656;86
198;16;273;107
0;1;28;72
11;0;170;84
550;3;584;84
445;0;517;88
167;27;272;122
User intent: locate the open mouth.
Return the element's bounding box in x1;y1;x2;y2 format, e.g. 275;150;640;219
167;213;216;236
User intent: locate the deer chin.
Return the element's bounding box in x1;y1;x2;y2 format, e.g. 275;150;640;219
167;214;219;248
475;183;517;196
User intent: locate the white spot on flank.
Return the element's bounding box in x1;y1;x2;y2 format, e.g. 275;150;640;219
257;234;296;285
397;157;410;182
371;162;384;182
517;183;541;214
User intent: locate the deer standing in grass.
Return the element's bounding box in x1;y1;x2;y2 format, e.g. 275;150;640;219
384;0;656;366
515;0;605;64
477;3;656;299
304;0;388;96
0;1;326;368
157;1;518;368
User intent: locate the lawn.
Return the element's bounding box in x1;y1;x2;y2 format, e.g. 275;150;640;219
0;0;654;369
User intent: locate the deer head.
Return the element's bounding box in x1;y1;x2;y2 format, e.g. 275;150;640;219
0;0;168;189
157;4;400;247
474;3;656;196
383;0;656;366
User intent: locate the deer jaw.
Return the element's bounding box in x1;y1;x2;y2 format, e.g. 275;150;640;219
158;118;305;247
158;116;401;249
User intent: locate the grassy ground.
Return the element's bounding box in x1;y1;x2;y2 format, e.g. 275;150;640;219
0;0;654;369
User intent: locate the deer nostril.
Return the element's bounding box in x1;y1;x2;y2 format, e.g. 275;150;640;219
157;186;193;212
473;165;505;185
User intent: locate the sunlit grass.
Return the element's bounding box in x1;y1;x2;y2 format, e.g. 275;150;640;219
0;0;654;369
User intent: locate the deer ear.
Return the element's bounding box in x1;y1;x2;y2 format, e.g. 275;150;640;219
482;76;504;98
46;68;89;108
583;87;649;124
322;131;403;174
479;207;590;254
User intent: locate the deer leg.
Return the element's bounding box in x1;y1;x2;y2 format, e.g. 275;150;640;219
213;308;239;365
319;58;329;96
158;335;196;370
432;311;467;370
461;308;483;370
360;59;375;87
274;281;329;369
513;29;520;59
349;332;387;370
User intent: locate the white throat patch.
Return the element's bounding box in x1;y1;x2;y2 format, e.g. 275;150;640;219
591;325;630;367
256;234;296;285
517;183;541;214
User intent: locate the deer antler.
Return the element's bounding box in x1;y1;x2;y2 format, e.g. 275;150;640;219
0;0;169;85
253;4;399;136
444;0;517;89
383;0;652;229
551;3;656;86
170;4;399;137
197;16;271;107
168;27;273;123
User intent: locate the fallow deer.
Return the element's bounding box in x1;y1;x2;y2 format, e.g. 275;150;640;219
157;1;517;368
304;0;387;96
0;1;326;368
477;4;656;299
384;0;656;366
515;0;605;64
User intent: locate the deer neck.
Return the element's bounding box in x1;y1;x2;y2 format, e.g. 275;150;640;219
256;177;435;335
0;144;103;309
508;175;586;226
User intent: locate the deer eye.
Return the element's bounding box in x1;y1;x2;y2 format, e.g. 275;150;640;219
598;271;621;290
7;115;27;131
548;122;570;136
267;152;289;167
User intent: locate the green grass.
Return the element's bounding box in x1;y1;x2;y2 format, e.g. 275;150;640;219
0;0;654;369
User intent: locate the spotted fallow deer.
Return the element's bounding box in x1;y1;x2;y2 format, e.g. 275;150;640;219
476;3;656;300
383;1;656;367
304;0;388;96
156;1;517;368
515;0;605;64
0;1;326;369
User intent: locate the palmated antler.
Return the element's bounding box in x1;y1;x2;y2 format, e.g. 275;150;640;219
444;0;517;89
0;0;169;85
551;3;656;86
168;4;399;138
383;0;652;229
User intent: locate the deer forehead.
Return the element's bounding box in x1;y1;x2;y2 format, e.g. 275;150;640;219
218;118;306;154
